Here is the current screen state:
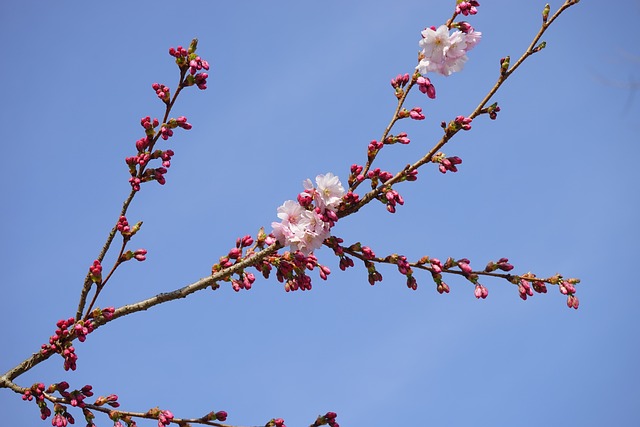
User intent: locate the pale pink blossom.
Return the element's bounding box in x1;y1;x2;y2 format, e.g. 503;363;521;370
417;25;481;76
272;173;345;255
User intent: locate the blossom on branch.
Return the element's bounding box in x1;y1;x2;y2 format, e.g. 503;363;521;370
417;24;481;76
272;173;345;255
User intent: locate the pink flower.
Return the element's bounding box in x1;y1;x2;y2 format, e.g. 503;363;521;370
309;172;346;212
417;25;481;76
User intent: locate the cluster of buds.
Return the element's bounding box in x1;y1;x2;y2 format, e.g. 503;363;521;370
486;102;501;120
40;308;114;370
158;409;174;427
52;382;94;409
120;248;148;262
474;284;489;299
312;411;339;427
51;403;74;427
390;73;410;89
22;383;50;420
202;410;228;422
212;235;263;292
456;0;480;16
454;115;473;130
433;152;463;174
399;107;425;120
22;382;115;426
267;251;331;292
559;279;580;309
89;260;102;285
144;408;174;427
125;116;189;191
383;132;411;145
382;187;404;213
390;73;410;98
169;39;210;90
116;215;142;239
484;257;514;272
266;418;286;427
416;76;436;99
367;139;384;160
152;83;170;103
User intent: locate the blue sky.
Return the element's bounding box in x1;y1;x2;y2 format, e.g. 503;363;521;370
1;1;639;426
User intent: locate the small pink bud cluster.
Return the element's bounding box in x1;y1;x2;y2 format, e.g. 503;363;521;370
189;56;210;75
390;73;410;89
487;103;501;120
273;252;326;292
327;237;355;272
384;132;411;145
454;115;473;130
41;317;80;370
52;403;74;427
169;45;188;58
274;418;286;427
88;260;102;284
416;76;436;99
559;280;579;309
152;83;170;102
395;255;417;290
169;40;210;90
204;410;228;422
125;115;187;191
516;279;534;300
390;73;410;99
22;383;51;420
438;155;462;174
456;1;480;16
157;409;174;427
383;188;405;213
457;258;473;275
532;280;547;293
367;139;384;159
54;382;94;409
312;411;339;427
231;272;256;291
474;284;489;299
348;164;364;186
398;106;425;120
121;248;147;262
116;215;142;239
94;394;119;408
484;257;514;272
365;167;394;187
41;308;114;370
418;256;451;294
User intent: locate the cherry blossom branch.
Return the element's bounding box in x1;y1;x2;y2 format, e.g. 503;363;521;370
336;241;579;306
341;0;581;219
9;377;335;427
469;0;580;119
3;3;584;427
75;41;207;321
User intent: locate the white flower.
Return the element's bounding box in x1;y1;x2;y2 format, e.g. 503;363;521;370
417;25;481;77
314;173;345;212
271;173;345;255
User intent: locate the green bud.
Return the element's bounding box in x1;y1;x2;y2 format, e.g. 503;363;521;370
542;4;550;23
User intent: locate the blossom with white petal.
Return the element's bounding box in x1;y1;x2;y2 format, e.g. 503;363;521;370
417;25;481;77
314;172;345;212
272;173;345;255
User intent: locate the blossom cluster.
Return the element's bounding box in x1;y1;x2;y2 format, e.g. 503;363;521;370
417;24;481;76
40;308;115;371
272;173;345;255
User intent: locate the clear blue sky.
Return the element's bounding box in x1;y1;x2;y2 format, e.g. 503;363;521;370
1;1;638;426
